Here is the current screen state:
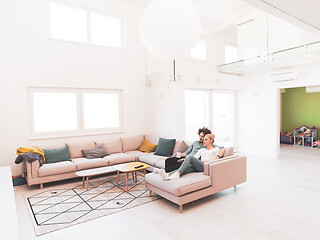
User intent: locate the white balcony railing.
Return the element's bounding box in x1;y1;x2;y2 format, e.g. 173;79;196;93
217;41;320;75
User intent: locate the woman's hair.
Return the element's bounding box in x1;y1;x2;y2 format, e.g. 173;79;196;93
205;134;215;143
198;127;211;136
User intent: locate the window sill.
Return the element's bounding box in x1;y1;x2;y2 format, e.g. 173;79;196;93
49;37;125;51
29;130;125;140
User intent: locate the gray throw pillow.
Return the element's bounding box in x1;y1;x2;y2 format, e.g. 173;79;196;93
81;144;110;159
154;138;176;157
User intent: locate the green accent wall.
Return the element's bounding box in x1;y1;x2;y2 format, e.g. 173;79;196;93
282;87;320;140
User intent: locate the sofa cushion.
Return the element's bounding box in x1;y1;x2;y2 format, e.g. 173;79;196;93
173;140;189;155
66;141;95;159
81;144;110;159
43;146;71;164
144;135;160;145
38;161;77;177
72;157;109;171
121;135;144;152
125;150;148;160
223;147;234;157
96;138;122;154
145;172;211;196
104;153;135;165
154;138;176;157
154;158;166;169
139;153;167;167
138;139;157;153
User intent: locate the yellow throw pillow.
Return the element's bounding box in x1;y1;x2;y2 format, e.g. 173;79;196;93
138;139;157;153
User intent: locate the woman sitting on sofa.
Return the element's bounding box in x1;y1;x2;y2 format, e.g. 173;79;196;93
159;134;225;180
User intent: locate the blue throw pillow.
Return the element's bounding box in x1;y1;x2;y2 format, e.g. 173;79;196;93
43;146;71;164
154;138;176;157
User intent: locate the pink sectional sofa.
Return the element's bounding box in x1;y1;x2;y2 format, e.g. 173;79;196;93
25;135;155;188
25;134;246;205
145;155;247;213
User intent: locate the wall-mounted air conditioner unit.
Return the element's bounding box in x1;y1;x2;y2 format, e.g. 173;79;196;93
270;71;300;82
306;86;320;93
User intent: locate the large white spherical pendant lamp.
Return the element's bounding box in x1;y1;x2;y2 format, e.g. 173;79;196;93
139;0;202;60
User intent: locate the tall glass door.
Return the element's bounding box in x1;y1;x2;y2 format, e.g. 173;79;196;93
212;92;235;147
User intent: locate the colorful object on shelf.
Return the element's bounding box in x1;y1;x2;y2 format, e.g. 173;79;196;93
280;131;293;137
313;140;320;147
280;131;294;144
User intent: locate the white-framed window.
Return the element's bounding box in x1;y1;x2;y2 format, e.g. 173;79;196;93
82;90;121;131
189;39;207;60
185;89;235;147
29;87;123;138
211;92;235;147
185;89;210;141
49;1;124;48
224;44;238;63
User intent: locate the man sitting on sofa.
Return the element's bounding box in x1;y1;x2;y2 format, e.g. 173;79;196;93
164;127;213;173
181;127;212;157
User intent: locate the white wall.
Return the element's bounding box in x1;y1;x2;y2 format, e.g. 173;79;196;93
236;11;320;158
238;11;320;60
0;0;150;175
146;30;243;144
147;77;243;142
237;62;320;158
268;15;320;53
238;11;268;59
146;30;238;76
237;73;279;158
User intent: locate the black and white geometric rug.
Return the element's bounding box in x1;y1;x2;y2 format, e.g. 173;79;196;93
26;173;160;236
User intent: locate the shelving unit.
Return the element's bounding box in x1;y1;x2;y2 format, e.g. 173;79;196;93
293;125;317;148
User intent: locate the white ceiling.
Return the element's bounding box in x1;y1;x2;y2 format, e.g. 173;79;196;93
119;0;258;34
242;0;320;34
121;0;320;36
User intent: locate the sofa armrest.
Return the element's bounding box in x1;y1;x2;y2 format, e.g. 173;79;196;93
203;154;241;175
206;155;247;193
26;160;40;179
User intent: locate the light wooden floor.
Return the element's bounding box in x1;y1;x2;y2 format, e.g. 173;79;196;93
14;144;320;240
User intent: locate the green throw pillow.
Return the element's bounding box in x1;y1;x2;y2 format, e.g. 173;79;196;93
43;146;71;164
154;138;176;157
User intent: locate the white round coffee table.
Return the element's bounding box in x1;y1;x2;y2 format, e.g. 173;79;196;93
76;166;117;191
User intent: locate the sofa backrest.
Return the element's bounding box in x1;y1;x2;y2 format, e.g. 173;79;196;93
223;147;234;158
144;135;160;145
172;140;190;155
203;154;240;176
121;135;144;152
65;141;95;159
95;138;122;154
